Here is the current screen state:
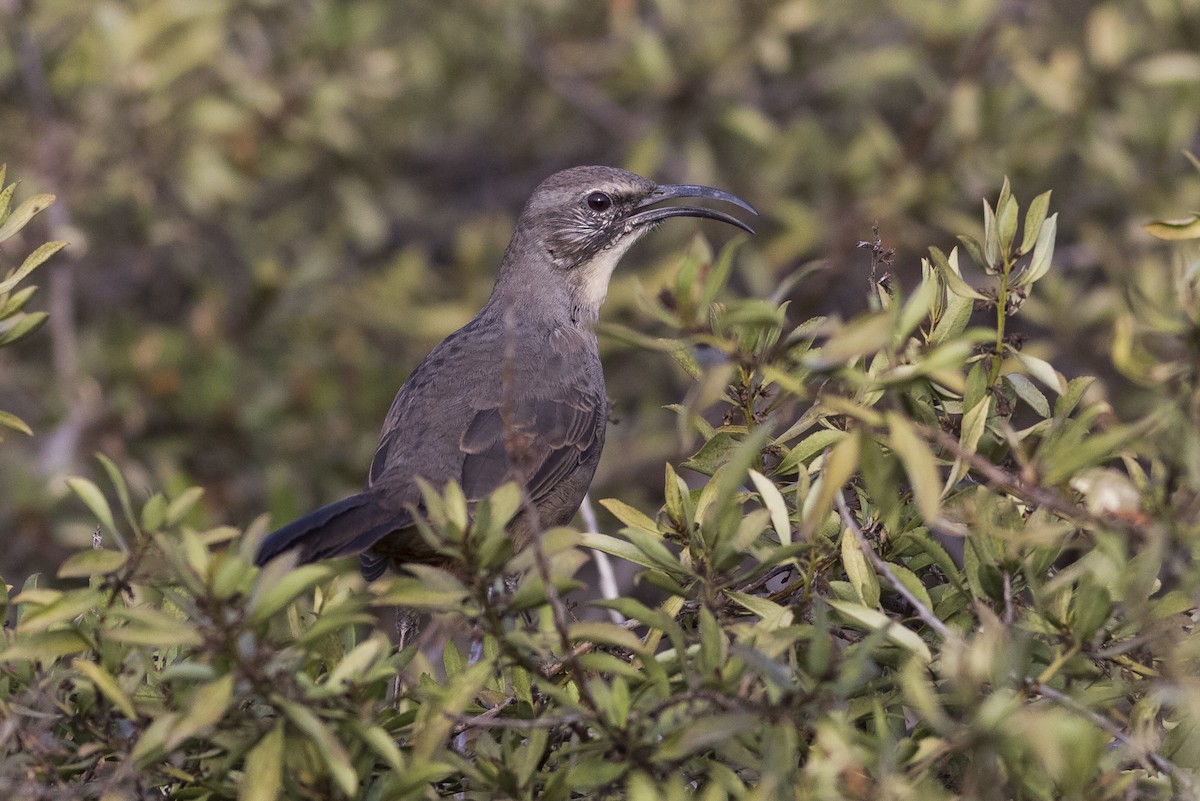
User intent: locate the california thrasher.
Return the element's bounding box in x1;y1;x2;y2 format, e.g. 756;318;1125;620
255;166;755;579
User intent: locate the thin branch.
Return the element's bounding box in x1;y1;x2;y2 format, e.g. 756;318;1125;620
1029;680;1195;794
451;709;583;732
922;424;1144;540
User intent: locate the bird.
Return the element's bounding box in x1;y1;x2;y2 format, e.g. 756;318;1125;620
254;165;756;580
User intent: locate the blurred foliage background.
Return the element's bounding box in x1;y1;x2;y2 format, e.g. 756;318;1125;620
1;0;1199;579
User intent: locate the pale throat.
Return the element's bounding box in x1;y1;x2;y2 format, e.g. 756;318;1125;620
568;230;647;324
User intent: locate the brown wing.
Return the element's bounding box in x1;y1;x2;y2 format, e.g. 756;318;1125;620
458;394;605;505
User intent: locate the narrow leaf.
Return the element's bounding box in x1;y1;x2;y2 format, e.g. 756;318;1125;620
66;477;118;540
0;311;48;346
57;549;127;578
749;470;791;544
1017;213;1058;286
240;722;284;801
279;701;358;796
248;563;335;623
929;248;986;300
827;599;932;662
0;410;32;436
1020;190;1052;254
0;193;55;246
74;658;138;719
1006;373;1050;417
841;526;880;607
1016;352;1067;394
886;413;941;521
943;397;991;494
1144;212;1200;241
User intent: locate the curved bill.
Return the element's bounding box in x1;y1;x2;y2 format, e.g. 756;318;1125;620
630;183;758;234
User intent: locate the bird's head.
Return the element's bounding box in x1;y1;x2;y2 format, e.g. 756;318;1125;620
504;166;756;323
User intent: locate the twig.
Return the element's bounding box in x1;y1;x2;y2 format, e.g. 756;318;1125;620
451;709;583;732
922;424;1144;540
1029;680;1195;794
836;491;953;641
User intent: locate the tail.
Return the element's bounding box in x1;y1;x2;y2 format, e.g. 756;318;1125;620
255;493;409;569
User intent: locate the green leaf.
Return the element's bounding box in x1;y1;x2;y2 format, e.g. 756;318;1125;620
827;599;932;662
1020;190;1053;255
929;292;976;345
1144;212;1200;240
16;240;66;281
0;168;12;218
411;661;493;763
74;658;138;719
725;590;794;629
141;493;167;533
279;701;358;796
956;234;986;268
57;548;128;579
656;713;759;761
774;428;847;476
943;397;991;493
16;588;100;633
886;413;941;522
1006;373;1050;417
882;562;934;613
109;605;204;647
599;498;659;533
0;193;55;246
0;311;48;346
749;470;791;544
370;575;469;611
0;284;37;320
995;177;1018;255
248;563;335;623
240;722;284;801
96;453;139;541
1016;213;1058;286
569;621;645;653
663;462;689;527
681;429;740;476
323;635;387;692
929;248;986;300
0;628;89;662
349;721;406;775
803;312;893;368
0;409;32;436
801;431;860;531
982;198;1000;270
896;274;938;340
1016;352;1066;394
580;530;677;574
66;477;119;545
166;486;205;525
841;525;880;607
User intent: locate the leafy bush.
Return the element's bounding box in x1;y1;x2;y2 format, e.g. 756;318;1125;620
4;0;1200;572
2;178;1198;799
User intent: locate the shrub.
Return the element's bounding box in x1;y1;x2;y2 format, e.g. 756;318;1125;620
2;178;1199;800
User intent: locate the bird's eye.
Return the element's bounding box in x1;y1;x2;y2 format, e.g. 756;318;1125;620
586;191;613;212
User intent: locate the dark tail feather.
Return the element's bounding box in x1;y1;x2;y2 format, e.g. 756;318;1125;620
359;551;391;582
255;494;406;567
